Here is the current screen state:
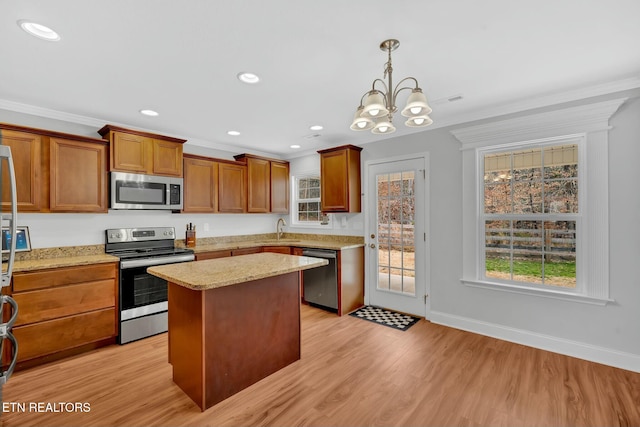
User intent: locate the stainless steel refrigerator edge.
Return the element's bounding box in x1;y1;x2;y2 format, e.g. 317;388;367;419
0;144;19;406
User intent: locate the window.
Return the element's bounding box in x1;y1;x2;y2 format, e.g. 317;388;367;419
292;175;323;226
481;141;580;289
452;98;626;305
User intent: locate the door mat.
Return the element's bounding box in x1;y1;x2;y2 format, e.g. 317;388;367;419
349;306;420;331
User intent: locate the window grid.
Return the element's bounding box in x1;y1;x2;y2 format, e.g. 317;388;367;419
481;142;579;289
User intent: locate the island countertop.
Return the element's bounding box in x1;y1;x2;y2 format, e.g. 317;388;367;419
147;252;328;291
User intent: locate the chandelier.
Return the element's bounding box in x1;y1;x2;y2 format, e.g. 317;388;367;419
350;39;433;134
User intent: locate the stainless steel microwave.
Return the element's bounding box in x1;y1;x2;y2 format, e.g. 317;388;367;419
110;172;183;210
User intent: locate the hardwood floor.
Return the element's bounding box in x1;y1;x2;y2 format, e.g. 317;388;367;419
3;304;639;426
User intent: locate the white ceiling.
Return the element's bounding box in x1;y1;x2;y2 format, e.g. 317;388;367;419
1;0;639;159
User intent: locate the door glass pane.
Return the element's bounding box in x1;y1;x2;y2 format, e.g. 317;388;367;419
376;171;416;295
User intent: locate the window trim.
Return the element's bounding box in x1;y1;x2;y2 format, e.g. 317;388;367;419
452;98;627;306
290;172;328;229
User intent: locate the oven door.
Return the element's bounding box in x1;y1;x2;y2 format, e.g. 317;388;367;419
120;264;169;321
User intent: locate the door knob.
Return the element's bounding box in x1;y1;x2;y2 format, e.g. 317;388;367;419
369;243;376;249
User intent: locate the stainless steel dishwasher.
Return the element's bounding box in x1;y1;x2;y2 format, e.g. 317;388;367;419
302;248;338;311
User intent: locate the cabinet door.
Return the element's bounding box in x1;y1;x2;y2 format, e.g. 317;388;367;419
319;146;361;213
270;161;289;213
50;138;108;212
320;149;349;212
111;132;149;173
152;139;183;177
183;157;218;213
0;129;42;212
247;157;270;213
218;162;247;213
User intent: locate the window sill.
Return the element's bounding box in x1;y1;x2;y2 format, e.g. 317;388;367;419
461;279;614;306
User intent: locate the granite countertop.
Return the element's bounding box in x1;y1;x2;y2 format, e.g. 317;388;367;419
147;252;328;291
8;233;363;273
11;253;119;273
188;238;363;253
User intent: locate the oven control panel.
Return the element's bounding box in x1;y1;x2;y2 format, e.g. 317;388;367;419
106;227;175;244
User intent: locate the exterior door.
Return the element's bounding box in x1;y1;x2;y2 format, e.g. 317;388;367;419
367;156;428;317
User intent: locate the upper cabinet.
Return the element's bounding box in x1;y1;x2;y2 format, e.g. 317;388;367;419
218;161;247;213
98;125;185;177
318;145;362;213
270;160;290;213
234;154;289;214
0;123;108;213
0;128;43;212
183;154;218;213
50;137;108;213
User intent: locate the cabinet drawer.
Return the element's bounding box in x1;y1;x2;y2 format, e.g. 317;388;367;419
262;246;292;255
13;263;117;292
12;308;116;362
196;250;231;261
13;280;116;326
231;247;261;256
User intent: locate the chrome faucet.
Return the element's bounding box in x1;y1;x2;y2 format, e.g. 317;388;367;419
276;218;286;241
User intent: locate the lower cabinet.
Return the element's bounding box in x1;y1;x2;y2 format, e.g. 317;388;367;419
6;262;118;369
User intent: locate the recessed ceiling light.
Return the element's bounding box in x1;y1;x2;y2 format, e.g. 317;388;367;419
227;130;240;136
290;145;301;149
17;20;60;41
237;72;260;84
309;125;323;131
139;109;159;117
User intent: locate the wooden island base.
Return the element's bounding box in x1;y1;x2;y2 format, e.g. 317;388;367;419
168;271;301;411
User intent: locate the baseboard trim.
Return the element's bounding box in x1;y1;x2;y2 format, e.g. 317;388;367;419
430;311;640;373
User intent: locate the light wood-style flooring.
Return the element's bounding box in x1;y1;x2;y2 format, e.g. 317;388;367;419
3;304;639;426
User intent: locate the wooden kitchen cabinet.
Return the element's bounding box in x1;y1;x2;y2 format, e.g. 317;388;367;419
270;160;290;213
234;154;290;214
218;161;247;213
318;145;362;213
7;262;118;370
50;137;108;212
98;124;186;177
183;154;218;213
237;155;270;213
0;123;110;213
0;127;43;212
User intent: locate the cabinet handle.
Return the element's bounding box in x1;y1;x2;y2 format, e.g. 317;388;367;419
369;243;376;249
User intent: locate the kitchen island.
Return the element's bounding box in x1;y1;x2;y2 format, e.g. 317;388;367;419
147;252;327;411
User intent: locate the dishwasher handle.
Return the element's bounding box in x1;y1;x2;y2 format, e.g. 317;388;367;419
302;249;337;259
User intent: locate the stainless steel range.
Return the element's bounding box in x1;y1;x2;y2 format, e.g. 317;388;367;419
106;227;194;344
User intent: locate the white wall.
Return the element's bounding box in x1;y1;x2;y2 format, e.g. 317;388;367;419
287;153;364;236
359;89;640;372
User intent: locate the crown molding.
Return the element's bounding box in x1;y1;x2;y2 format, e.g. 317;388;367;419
451;98;627;150
0;99;281;158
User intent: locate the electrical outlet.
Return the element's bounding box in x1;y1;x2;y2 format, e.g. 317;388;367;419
203;223;210;232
